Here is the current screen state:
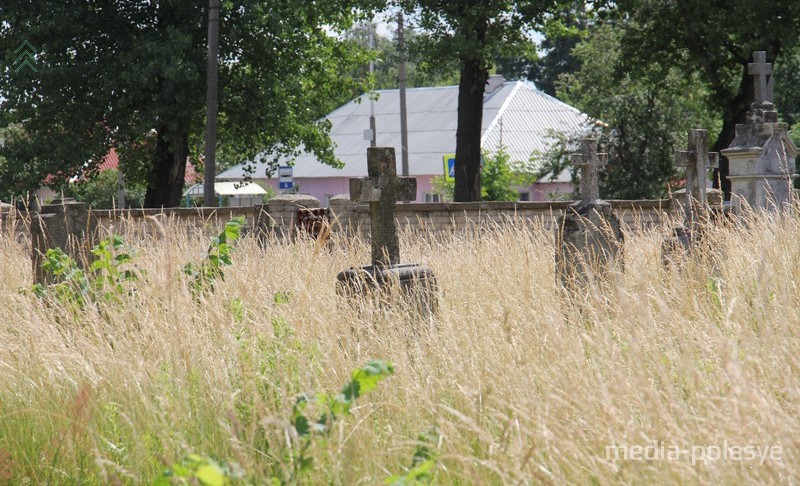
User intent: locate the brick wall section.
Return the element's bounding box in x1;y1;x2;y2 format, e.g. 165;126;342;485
258;195;320;239
329;197;676;236
90;206;258;238
4;196;681;243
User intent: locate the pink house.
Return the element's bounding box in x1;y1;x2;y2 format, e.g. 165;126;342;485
218;76;589;205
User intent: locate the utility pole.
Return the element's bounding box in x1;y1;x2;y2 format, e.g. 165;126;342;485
397;11;409;178
203;0;220;207
368;21;376;148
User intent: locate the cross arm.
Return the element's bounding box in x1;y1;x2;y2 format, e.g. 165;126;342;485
675;150;692;168
349;176;416;203
349;178;380;202
396;177;417;201
708;152;719;169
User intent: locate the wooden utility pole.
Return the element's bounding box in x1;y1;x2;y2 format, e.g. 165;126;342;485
397;11;409;178
203;0;220;207
369;21;376;148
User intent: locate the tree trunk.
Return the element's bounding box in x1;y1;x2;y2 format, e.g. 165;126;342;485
453;59;488;202
144;124;188;208
712;66;751;200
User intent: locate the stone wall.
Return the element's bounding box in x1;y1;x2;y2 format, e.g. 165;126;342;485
330;197;675;236
3;195;683;245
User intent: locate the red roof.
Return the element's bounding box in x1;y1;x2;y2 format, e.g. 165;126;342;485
43;148;200;185
97;148;200;184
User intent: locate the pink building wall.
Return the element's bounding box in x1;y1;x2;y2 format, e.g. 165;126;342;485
257;176;571;205
258;176;438;205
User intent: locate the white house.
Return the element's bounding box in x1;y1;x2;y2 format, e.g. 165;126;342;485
218;76;589;205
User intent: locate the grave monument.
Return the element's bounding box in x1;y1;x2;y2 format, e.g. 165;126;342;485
31;198;96;285
556;138;624;287
336;147;437;313
662;129;719;263
722;51;798;212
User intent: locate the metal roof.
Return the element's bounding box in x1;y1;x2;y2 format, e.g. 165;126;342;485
218;79;589;180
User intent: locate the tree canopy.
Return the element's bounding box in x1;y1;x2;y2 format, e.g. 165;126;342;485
0;0;376;206
552;20;718;199
617;0;800;197
398;0;561;201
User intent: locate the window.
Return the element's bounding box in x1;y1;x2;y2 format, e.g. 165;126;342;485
424;193;442;203
518;192;530;201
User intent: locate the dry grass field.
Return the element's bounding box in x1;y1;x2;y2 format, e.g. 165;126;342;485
1;210;799;484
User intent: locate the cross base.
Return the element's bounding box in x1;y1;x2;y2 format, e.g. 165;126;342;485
556;200;624;290
336;263;438;316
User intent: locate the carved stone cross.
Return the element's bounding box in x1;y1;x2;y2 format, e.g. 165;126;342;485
748;51;773;105
349;147;416;267
571;138;607;203
676;129;718;224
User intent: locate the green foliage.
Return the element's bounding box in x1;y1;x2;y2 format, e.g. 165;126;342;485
523;1;594;95
273;291;291;305
88;234;141;301
288;360;394;482
386;428;441;485
775;45;800;127
431;148;534;202
0;0;379;204
183;217;245;294
154;454;243;486
430;175;454;202
398;0;564;201
227;297;246;324
61;169;146;209
32;248;91;309
32;234;140;308
480;148;534;201
790;124;800;148
531;129;577;198
617;0;800;194
556;22;718;199
345;23;460;90
620;0;800;115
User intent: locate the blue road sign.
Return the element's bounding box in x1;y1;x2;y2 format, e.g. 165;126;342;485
443;154;456;182
278;166;293;190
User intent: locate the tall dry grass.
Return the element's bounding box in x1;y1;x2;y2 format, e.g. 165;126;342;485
0;209;799;484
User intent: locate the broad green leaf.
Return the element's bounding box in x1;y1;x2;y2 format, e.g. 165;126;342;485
195;463;226;486
343;360;394;401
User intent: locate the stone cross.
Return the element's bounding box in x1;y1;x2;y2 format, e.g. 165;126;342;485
676;129;718;224
571;138;607;202
349;147;416;267
748;51;773;105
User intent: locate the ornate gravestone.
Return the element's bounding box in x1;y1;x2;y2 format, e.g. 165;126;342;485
556;138;624;287
31;198;96;285
722;51;798;212
662;129;720;264
336;147;437;313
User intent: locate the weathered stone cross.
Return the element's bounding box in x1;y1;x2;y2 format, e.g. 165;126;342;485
349;147;416;267
571;138;607;203
748;51;773;105
676;129;718;224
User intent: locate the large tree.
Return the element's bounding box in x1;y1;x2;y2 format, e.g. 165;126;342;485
0;1;374;207
553;21;717;199
618;0;800;198
399;0;560;201
345;23;460;90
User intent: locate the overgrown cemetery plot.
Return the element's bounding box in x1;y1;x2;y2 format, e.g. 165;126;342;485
1;49;799;484
2;205;800;484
